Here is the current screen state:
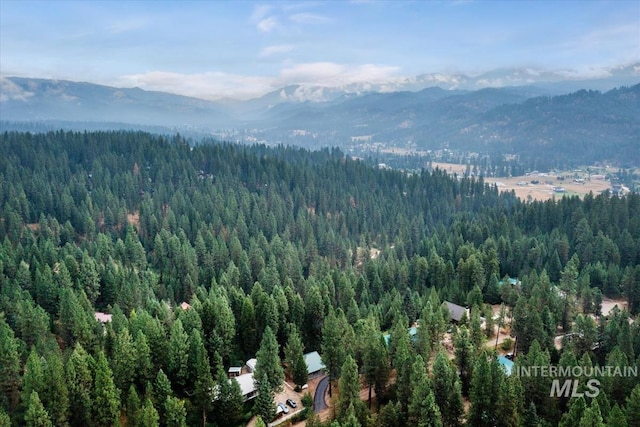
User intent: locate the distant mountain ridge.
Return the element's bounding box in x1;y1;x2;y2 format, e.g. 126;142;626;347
1;77;230;127
2;75;639;167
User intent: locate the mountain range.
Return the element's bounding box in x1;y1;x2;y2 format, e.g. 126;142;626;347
1;68;639;167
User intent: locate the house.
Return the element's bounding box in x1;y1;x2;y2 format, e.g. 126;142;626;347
383;325;418;346
246;358;257;373
498;278;520;287
444;301;469;323
180;302;191;310
305;351;326;378
233;372;257;401
227;366;242;378
94;312;112;323
498;355;514;376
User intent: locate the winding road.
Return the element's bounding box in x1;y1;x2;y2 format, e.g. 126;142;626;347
313;375;329;411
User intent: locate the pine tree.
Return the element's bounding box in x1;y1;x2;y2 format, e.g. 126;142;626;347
253;373;275;423
408;355;442;427
92;352;120;427
134;330;154;390
606;404;628;427
24;392;52;427
468;353;502;427
432;350;463;427
495;376;522;427
164;396;187;427
627;384;640;427
559;396;586;427
167;319;189;390
362;318;389;409
66;343;93;427
126;385;141;427
188;330;213;427
0;408;10;427
394;330;414;417
337;355;361;423
453;326;475;396
254;326;284;394
212;366;244;427
138;398;160;427
20;349;44;417
578;399;605;427
0;317;22;413
321;309;353;397
153;369;172;424
112;327;137;393
284;324;308;387
41;350;69;427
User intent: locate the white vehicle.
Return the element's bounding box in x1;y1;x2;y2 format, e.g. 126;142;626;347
278;403;289;414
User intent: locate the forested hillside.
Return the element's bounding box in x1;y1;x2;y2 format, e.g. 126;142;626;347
1;131;639;427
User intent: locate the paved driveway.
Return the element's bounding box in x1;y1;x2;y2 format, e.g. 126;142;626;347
313;375;329;411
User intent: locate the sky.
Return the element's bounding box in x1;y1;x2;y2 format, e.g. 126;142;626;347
1;0;639;100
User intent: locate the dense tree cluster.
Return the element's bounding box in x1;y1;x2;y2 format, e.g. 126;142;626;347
0;130;639;426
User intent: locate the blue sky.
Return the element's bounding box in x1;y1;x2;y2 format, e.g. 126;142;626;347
1;0;638;99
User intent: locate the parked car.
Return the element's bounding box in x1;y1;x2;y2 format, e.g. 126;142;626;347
278;403;289;414
286;398;297;408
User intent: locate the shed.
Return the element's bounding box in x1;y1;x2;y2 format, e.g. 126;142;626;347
246;358;257;373
228;366;242;377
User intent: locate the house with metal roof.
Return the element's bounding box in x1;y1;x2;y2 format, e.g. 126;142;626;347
246;358;257;373
444;301;469;323
305;351;326;378
233;372;257;401
498;355;514;376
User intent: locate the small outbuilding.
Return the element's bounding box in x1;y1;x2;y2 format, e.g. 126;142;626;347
228;366;242;378
246;358;257;373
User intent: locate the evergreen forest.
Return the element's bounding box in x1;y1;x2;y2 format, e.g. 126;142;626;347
1;130;639;427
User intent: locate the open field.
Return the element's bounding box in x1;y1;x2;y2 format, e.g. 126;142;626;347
431;162;618;202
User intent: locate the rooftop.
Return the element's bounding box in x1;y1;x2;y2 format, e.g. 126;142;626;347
498;355;514;376
94;312;112;323
305;351;326;374
445;301;468;322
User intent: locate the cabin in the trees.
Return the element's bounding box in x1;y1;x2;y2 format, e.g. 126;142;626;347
498;355;514;376
445;301;469;323
246;358;257;373
305;351;326;378
94;312;112;323
233;372;257;401
227;366;242;378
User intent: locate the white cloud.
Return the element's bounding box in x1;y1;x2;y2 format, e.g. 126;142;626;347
113;62;403;101
289;13;330;24
251;5;271;22
277;62;401;87
105;17;148;35
259;44;294;58
0;76;34;102
115;71;273;101
257;16;278;32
